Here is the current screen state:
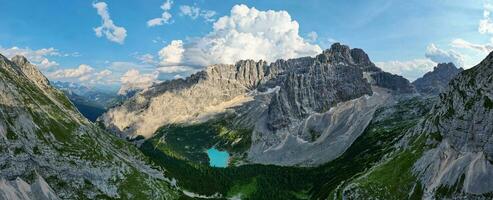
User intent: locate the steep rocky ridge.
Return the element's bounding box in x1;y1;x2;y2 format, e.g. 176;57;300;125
411;53;493;198
339;51;493;199
0;54;178;199
413;62;463;95
101;43;415;166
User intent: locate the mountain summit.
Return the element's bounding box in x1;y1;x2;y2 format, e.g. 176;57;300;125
413;62;463;95
102;43;415;166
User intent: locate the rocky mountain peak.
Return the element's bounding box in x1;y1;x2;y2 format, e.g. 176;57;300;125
413;62;463;95
318;43;384;74
320;44;374;67
435;62;457;71
319;43;354;64
11;55;51;88
11;55;30;66
350;48;371;65
329;42;351;52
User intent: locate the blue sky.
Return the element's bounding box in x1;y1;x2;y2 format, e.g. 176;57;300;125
0;0;490;93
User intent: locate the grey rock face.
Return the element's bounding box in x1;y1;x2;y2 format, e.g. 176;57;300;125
102;43;409;166
11;55;51;90
411;52;493;197
413;62;463;95
101;60;269;138
102;43;410;139
350;49;416;93
102;44;380;138
248;86;391;166
263;56;372;131
367;71;416;93
0;175;58;200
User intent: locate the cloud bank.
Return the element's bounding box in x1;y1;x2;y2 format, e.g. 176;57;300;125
118;69;158;95
451;2;493;54
375;59;436;81
376;44;463;81
158;4;322;73
0;46;60;69
425;43;464;67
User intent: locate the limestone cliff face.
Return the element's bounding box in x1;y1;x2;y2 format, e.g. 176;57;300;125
367;71;415;93
262;52;373;131
101;60;269;138
0;55;177;199
102;43;413;166
102;43;402;138
411;52;493;198
413;62;463;95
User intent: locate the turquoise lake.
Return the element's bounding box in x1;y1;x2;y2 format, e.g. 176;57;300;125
206;148;229;168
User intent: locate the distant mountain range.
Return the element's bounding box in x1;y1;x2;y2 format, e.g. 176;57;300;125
51;81;126;121
413;62;463;95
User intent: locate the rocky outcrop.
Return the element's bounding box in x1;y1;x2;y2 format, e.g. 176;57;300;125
248;86;390;166
410;53;493;198
367;71;416;93
102;43;413;166
101;60;268;138
261;56;373;131
0;175;58;200
0;55;178;199
11;55;51;90
102;43;410;138
413;62;463;95
336;54;493;199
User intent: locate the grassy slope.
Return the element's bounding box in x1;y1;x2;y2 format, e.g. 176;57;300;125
0;61;178;199
336;133;427;200
140;97;433;199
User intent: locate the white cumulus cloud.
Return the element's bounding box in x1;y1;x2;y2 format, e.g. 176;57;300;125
451;2;493;55
0;46;60;69
158;40;184;66
451;38;493;53
158;4;321;72
48;64;115;85
93;2;127;44
307;31;318;42
136;53;157;64
479;2;493;35
376;43;466;81
50;64;95;79
147;0;173;27
425;43;464;67
95;69;112;80
39;58;59;68
173;74;184;79
179;5;217;22
157;65;196;73
118;69;159;95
